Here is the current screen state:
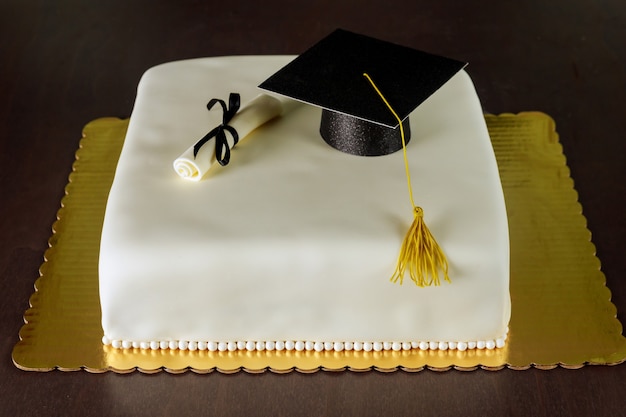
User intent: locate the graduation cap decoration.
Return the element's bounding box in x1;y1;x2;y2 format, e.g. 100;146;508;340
259;29;467;286
259;28;467;157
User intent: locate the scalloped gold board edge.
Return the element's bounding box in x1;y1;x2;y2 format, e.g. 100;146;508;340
12;112;626;373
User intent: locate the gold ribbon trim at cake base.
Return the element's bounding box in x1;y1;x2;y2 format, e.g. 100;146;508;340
11;112;626;373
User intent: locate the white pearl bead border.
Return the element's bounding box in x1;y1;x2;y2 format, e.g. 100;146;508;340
103;331;508;352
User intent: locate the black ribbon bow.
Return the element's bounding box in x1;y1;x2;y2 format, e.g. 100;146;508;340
193;93;241;166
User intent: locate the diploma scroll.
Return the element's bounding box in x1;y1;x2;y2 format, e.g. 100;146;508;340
173;94;293;181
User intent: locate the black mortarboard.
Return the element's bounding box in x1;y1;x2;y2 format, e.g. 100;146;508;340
259;29;467;156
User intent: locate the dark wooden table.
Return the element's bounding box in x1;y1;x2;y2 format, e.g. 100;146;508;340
2;1;625;415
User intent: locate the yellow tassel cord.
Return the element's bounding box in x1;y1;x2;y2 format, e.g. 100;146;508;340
363;73;450;286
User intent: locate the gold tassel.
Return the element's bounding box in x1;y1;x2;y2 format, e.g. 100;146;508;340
390;206;450;286
363;73;450;286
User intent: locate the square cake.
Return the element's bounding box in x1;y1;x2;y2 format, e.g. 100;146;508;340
99;55;510;353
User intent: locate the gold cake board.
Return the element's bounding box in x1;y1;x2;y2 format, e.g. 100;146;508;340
12;113;626;373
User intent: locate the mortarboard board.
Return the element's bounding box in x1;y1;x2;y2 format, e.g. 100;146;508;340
259;29;467;156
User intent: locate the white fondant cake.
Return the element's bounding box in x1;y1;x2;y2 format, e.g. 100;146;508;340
99;56;510;352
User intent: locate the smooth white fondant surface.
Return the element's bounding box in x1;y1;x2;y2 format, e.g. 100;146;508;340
99;56;510;348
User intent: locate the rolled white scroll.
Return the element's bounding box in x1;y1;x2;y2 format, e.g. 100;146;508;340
173;94;294;181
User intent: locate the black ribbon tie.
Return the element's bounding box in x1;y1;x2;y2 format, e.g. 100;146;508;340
193;93;241;166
